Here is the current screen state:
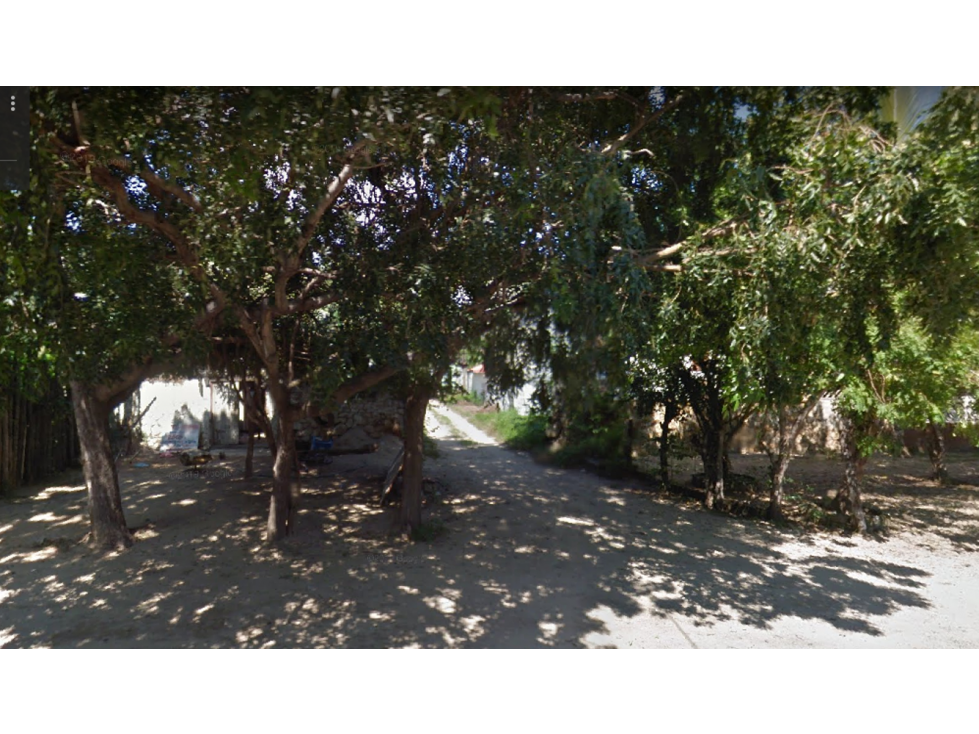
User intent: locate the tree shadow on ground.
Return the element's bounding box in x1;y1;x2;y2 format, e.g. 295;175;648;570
727;451;979;553
0;436;947;648
857;453;979;553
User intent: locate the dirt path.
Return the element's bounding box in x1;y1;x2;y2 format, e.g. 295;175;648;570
1;406;978;647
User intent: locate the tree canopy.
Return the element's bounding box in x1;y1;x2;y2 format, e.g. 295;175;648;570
5;85;979;546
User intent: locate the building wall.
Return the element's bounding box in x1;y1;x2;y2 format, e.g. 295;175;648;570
460;368;488;399
123;379;243;449
496;381;537;417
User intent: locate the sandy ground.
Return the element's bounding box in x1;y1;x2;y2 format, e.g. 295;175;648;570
1;403;978;648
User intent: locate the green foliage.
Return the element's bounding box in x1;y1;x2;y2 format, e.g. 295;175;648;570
835;316;979;458
468;409;549;452
552;425;631;476
3;96;195;394
13;85;979;525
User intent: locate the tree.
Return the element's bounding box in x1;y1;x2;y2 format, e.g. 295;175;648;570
536;89;880;508
353;88;574;534
0;191;79;493
860;318;979;483
38;87;532;541
5;90;211;548
830;88;979;527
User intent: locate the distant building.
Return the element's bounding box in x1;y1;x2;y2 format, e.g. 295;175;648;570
459;364;488;399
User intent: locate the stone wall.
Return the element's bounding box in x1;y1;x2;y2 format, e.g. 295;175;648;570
730;397;843;455
334;392;405;438
631;397;844;474
295;391;405;441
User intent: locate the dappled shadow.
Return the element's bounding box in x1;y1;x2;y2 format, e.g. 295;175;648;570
724;451;979;553
402;439;936;646
0;430;971;648
857;454;979;553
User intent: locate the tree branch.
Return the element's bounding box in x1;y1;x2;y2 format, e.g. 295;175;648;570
601;93;684;157
547;89;620;104
94;357;157;407
138;165;203;213
86;164;215;298
295;139;370;256
331;365;402;405
274;140;370;311
631;218;744;269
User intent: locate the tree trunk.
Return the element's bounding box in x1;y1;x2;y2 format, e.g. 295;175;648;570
834;414;868;533
69;380;133;550
701;425;724;509
768;456;789;522
400;382;433;536
926;420;948;485
659;400;678;486
266;401;298;543
244;431;255;479
679;361;732;509
766;407;790;521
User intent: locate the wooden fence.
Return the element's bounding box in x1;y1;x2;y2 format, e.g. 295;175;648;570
0;381;79;494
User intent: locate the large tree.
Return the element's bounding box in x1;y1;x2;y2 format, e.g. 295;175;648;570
42;88;450;541
4;93;211;548
564;89;859;507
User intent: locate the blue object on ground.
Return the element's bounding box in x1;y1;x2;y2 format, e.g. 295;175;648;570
310;437;333;451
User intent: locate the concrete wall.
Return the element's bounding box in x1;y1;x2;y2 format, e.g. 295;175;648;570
496;381;537;417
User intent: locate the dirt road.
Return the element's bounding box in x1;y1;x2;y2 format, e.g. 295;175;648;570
1;404;977;647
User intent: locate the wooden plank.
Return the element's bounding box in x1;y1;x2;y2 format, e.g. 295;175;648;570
380;445;405;505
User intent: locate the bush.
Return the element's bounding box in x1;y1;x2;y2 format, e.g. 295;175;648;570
548;394;635;477
552;423;633;477
469;409;549;451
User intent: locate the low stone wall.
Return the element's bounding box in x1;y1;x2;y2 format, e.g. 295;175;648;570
296;391;406;441
334;392;405;438
730;398;843;456
632;397;844;474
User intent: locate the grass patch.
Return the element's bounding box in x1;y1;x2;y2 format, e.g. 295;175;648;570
550;422;634;478
468;409;549;451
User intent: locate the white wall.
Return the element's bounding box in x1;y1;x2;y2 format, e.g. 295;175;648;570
497;382;536;416
460;368;488;399
121;379;244;449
